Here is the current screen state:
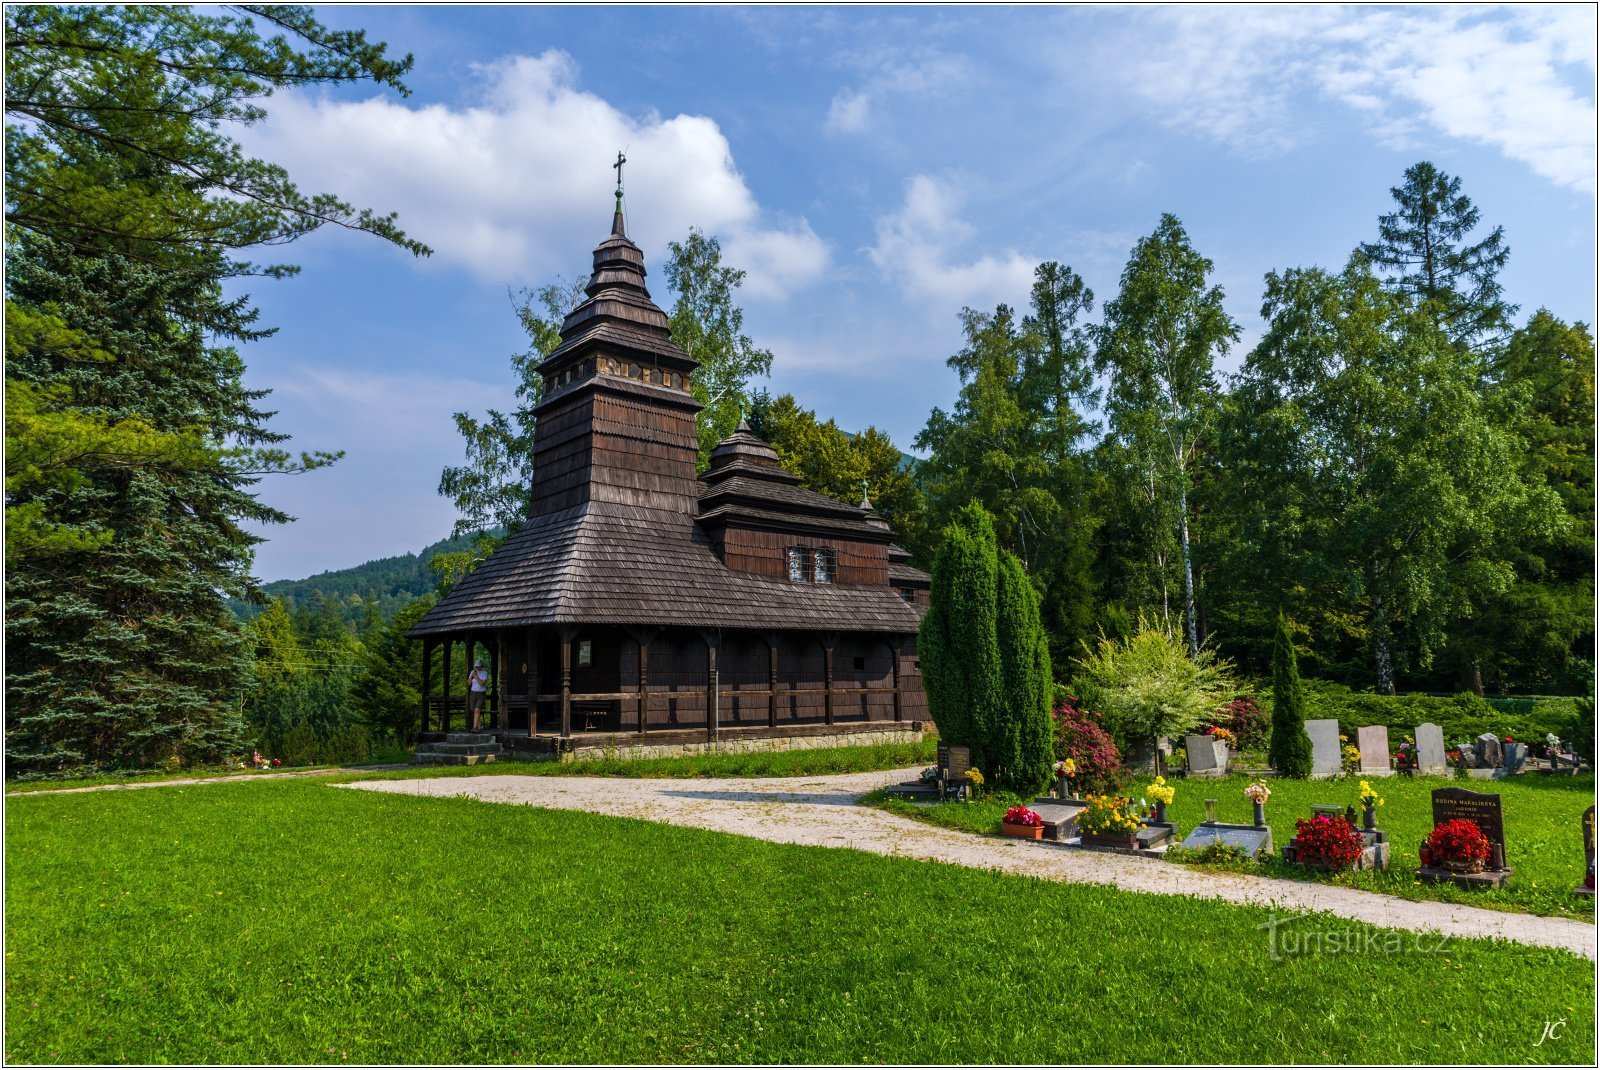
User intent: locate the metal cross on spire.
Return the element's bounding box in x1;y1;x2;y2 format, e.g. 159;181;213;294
613;150;626;198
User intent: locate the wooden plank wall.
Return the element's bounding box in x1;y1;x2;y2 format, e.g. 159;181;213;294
715;528;890;585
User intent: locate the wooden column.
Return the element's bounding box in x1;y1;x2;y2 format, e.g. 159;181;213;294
890;639;903;722
821;633;838;726
638;637;650;737
525;627;538;737
419;636;433;736
442;637;454;733
701;629;721;742
559;625;575;739
765;633;779;730
495;627;508;731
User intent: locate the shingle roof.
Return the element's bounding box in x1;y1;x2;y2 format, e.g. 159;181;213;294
408;501;924;637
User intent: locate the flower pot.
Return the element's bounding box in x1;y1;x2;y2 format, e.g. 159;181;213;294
1001;821;1044;840
1152;800;1167;825
1080;831;1140;850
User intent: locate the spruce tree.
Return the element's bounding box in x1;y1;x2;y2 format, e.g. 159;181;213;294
1268;613;1314;778
919;503;1001;770
995;548;1053;793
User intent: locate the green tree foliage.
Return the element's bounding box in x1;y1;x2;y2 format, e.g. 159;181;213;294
1357;161;1512;349
1268;614;1313;778
1094;215;1237;655
918;503;1001;770
747;391;925;552
995;551;1054;794
1072;619;1239;759
4;6;424;776
352;597;437;743
1459;312;1596;692
437;279;585;537
663;228;775;466
915;262;1102;658
1223;258;1562;693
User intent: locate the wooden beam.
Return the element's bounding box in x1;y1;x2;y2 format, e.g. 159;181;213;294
765;633;779;731
821;633;838;726
559;625;576;739
699;628;721;743
495;628;508;731
525;627;538;738
638;635;650;736
888;637;902;723
442;637;454;733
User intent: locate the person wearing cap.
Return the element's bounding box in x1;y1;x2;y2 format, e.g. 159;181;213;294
466;659;490;731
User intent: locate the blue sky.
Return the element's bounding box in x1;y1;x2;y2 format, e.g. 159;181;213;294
234;4;1597;581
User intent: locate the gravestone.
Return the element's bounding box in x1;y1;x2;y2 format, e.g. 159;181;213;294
1414;723;1448;776
1356;724;1392;776
1179;823;1273;858
936;743;972;800
1474;732;1503;770
1501;742;1528;776
1306;719;1342;779
1027;799;1086;842
1577;805;1596;898
1184;734;1227;778
1432;787;1507;858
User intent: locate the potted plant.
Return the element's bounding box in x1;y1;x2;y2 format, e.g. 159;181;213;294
1421;818;1491;874
1147;776;1175;824
1244;780;1271;827
1001;805;1045;840
1053;758;1077;799
1077;794;1143;849
961;766;984;802
1285;814;1364;871
1357;779;1384;831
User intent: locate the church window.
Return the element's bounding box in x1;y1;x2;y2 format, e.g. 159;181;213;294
787;547;807;582
813;548;835;584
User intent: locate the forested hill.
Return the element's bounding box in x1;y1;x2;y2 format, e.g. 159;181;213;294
232;531;499;624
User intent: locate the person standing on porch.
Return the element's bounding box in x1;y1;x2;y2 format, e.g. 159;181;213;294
467;659;490;731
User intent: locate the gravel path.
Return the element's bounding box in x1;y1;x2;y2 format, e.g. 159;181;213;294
348;767;1597;961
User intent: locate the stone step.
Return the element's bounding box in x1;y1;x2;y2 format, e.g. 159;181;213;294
413;753;498;766
423;742;503;757
437;733;497;746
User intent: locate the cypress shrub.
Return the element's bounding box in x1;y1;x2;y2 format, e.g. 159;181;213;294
1269;613;1314;778
918;503;1001;775
995;548;1053;793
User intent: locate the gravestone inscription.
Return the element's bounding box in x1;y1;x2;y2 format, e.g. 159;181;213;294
1432;787;1507;858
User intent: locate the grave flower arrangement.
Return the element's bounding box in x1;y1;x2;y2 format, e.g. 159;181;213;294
1340;743;1362;774
1244;780;1271;805
1287;814;1364;871
1356;780;1383;810
1000;804;1045;840
1077;794;1142;836
1003;805;1042;827
963;767;985;790
1206;725;1236;747
1147;776;1175;806
1421;818;1491;873
1054;758;1077;780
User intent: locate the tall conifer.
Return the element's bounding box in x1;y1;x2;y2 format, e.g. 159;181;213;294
1269;613;1313;778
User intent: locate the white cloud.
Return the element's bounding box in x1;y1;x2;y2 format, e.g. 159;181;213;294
823;52;972;136
243;51;830;295
868;175;1036;309
1116;5;1596;192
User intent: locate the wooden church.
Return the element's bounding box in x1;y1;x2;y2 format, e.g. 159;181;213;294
408;193;929;759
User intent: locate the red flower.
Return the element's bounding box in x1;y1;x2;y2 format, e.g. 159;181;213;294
1425;819;1491;866
1504;735;1514;743
1289;815;1364;869
1003;806;1042;827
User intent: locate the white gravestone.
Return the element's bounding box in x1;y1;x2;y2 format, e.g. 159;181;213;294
1414;723;1448;776
1306;719;1342;779
1357;724;1392;777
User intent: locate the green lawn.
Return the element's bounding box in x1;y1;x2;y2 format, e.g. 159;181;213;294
6;740;937;796
871;772;1598;920
5;780;1593;1064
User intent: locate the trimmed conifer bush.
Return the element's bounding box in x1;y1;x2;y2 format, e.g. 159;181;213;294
1269;613;1314;778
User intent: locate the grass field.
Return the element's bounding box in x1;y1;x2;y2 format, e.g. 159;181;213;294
870;771;1599;920
4;740;937;796
5;779;1593;1064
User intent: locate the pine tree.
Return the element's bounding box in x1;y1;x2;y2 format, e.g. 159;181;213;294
995;548;1053;793
919;503;1001;771
1269;614;1313;778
